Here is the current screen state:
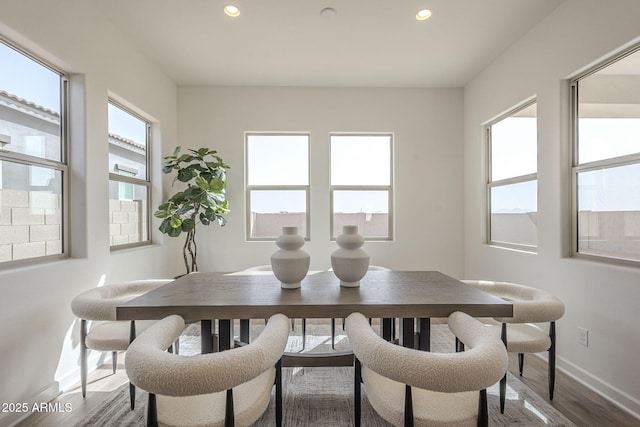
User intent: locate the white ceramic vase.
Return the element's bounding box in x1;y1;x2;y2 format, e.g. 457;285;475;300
270;226;310;289
331;225;370;287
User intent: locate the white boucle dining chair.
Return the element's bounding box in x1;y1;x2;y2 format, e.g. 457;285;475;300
346;311;508;427
126;313;290;427
461;280;565;413
70;279;172;409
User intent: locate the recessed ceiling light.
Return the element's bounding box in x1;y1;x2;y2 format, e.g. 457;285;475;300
224;5;240;18
415;9;432;21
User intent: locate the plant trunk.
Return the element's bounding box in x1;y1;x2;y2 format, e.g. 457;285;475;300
183;228;198;274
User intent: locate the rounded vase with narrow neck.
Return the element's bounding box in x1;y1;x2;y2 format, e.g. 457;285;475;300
270;226;310;289
331;225;370;287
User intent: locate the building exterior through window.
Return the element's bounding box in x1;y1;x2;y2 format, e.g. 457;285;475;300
487;101;538;250
572;44;640;264
330;133;393;240
108;101;151;248
0;39;67;264
245;133;310;240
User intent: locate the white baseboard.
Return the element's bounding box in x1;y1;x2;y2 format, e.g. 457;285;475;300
2;351;114;427
535;353;640;421
57;350;114;392
56;365;82;392
2;382;60;427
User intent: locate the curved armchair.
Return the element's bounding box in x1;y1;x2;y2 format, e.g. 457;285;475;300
462;280;565;412
126;313;290;427
346;311;508;427
70;279;172;409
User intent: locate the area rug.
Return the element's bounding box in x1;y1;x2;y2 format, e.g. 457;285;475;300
74;321;576;426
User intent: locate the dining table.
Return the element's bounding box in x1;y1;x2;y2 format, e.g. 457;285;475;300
117;270;512;366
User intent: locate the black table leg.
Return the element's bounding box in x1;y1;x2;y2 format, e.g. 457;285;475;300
129;321;137;409
417;318;430;351
382;318;393;341
240;319;250;344
219;319;233;351
201;320;214;354
354;357;362;427
399;318;415;348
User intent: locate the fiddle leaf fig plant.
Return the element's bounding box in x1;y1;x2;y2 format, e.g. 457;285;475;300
155;146;230;274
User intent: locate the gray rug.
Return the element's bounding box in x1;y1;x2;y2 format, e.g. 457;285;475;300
74;321;576;426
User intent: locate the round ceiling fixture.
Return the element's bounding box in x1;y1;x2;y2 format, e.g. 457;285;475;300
224;5;240;17
415;9;432;21
320;7;337;18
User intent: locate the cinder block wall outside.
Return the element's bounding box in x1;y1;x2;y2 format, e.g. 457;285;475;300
109;199;145;246
0;189;145;261
0;189;61;262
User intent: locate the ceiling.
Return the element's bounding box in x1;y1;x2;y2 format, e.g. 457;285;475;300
89;0;564;88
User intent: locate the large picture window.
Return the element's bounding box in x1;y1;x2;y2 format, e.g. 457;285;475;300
108;101;151;248
0;39;67;264
330;134;393;240
246;133;309;240
487;101;537;249
572;44;640;263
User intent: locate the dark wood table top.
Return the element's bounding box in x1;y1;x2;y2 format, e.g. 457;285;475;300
116;270;513;321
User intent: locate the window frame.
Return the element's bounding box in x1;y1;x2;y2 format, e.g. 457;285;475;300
570;43;640;266
107;99;152;250
329;132;394;241
244;132;311;241
0;37;69;267
486;99;538;252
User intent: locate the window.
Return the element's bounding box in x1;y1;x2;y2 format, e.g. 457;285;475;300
330;134;393;240
0;38;67;264
246;133;309;240
487;101;537;249
572;44;640;264
108;101;150;247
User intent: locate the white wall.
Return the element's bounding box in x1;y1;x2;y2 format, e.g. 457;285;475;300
464;0;640;418
0;1;178;425
178;86;464;275
11;0;640;423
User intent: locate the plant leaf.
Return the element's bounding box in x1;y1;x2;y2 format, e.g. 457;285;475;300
183;186;204;202
177;168;195;182
167;226;182;237
204;192;220;208
218;200;230;214
169;191;188;205
195;176;210;191
176;205;195;216
199;212;211;225
181;218;196;231
209;177;224;193
169;215;183;229
158;218;173;234
157;146;230;238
